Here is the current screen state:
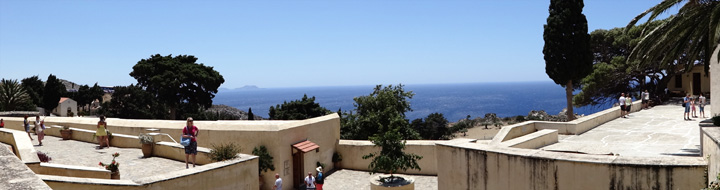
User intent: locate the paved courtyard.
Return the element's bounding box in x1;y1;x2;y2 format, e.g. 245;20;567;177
323;169;437;190
31;135;188;180
543;105;710;157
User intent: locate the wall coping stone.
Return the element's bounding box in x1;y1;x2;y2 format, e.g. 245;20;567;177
39;154;257;186
438;141;706;166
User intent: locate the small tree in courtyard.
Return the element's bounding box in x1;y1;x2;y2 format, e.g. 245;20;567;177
362;128;422;183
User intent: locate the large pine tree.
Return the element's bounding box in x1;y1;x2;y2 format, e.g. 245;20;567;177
543;0;593;121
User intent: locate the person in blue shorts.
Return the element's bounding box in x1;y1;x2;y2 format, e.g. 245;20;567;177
684;94;691;121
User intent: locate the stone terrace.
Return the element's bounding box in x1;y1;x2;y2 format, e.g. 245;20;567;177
543;104;709;157
31;135;188;180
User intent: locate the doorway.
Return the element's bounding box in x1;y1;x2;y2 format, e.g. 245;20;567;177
292;149;304;190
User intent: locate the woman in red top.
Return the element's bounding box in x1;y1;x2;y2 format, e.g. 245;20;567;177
0;118;4;128
182;117;199;169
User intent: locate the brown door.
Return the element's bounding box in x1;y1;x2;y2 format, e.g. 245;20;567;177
693;73;701;95
292;151;304;190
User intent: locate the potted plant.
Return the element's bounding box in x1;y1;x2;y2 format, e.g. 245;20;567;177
209;142;241;161
363;129;422;190
332;152;343;170
252;145;275;190
138;134;154;158
60;126;72;140
99;152;120;179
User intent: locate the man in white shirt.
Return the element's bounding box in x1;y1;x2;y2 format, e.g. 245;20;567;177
274;173;282;190
642;90;650;109
305;172;316;189
619;93;626;118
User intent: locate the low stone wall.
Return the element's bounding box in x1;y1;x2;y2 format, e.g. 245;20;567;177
0;143;51;189
0;128;39;164
492;101;643;145
702;124;720;185
41;154;259;190
337;139;475;175
436;141;706;190
29;163;111;179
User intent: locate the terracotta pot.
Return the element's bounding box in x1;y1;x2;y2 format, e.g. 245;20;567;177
111;171;120;180
141;144;153;157
334;162;341;170
60;130;72;140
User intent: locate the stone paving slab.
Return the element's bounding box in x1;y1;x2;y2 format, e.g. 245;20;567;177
31;135;189;181
323;169;437;190
543;105;709;157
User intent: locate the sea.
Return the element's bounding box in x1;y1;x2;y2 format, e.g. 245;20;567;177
213;81;614;122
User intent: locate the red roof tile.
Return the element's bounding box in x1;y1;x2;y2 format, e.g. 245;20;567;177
292;140;319;153
59;97;70;103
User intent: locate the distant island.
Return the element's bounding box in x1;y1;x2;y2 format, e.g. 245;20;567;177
219;85;260;92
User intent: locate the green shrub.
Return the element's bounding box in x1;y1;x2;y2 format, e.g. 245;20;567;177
253;145;275;175
209;142;241;162
332;152;342;163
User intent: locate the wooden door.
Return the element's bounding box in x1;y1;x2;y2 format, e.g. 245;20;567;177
292;151;303;190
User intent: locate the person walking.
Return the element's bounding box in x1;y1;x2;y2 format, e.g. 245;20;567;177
24;115;33;140
182;117;199;169
642;90;650;109
315;166;324;190
96;116;109;149
691;97;698;118
36;120;46;146
700;93;707;118
1;118;4;128
684;94;691;120
274;173;282;190
619;93;626;118
305;172;316;190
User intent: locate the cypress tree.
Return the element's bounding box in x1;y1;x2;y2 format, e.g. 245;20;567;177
543;0;593;121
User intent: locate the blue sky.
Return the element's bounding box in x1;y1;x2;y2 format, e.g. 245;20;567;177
0;1;675;88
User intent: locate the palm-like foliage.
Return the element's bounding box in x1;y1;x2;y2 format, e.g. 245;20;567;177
0;79;32;111
627;0;720;72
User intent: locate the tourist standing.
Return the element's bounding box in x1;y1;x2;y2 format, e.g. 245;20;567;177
642;90;650;109
1;118;4;128
96;116;109;149
34;116;40;139
37;120;46;146
619;93;626;118
691;97;698;118
625;93;632;116
684;94;691;120
274;173;282;190
305;172;316;189
182;117;199;169
315;166;324;190
700;93;707;118
24;115;33;140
